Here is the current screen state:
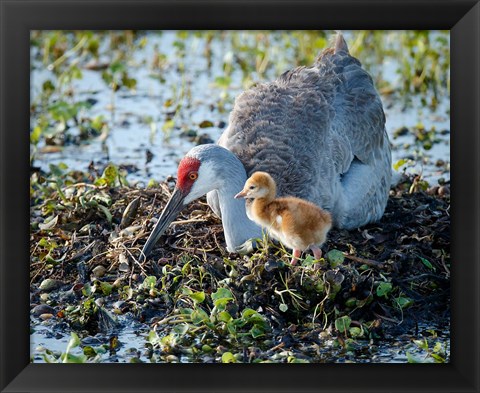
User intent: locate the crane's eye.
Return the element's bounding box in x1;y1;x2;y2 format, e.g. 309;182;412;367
189;171;198;181
249;185;255;190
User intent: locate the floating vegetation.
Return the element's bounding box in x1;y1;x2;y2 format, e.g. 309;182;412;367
30;30;450;149
30;163;450;363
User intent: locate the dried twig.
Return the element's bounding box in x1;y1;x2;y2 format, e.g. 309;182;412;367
343;253;385;269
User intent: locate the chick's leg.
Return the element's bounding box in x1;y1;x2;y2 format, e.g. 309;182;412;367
291;249;302;265
311;245;323;260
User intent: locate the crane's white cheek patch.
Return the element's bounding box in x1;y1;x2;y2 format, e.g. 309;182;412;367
183;161;218;204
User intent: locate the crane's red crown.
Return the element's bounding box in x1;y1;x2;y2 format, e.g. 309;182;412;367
176;156;201;193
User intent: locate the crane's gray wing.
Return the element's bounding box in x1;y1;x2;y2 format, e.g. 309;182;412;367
314;36;387;166
218;65;349;210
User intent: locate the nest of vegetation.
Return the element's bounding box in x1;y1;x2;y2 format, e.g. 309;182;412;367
30;169;450;362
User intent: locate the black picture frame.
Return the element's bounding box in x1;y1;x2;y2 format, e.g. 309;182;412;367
1;0;478;392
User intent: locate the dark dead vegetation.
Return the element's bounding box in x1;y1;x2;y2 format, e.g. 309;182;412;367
30;165;450;362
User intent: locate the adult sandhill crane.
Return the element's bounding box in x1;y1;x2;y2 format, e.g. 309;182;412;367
140;33;392;259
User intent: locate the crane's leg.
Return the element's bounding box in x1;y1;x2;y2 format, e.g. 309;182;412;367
311;245;323;260
291;249;302;265
234;238;257;255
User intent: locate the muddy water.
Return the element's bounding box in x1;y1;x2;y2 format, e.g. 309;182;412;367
31;313;450;363
31;31;450;185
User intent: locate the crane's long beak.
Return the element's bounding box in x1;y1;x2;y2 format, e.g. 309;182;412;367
140;187;186;260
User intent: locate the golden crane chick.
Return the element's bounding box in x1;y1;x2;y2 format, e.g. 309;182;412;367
235;171;332;265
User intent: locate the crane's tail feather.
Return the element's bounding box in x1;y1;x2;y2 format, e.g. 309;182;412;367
334;31;349;54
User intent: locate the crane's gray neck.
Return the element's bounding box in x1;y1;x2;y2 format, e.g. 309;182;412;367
217;166;262;252
215;154;262;252
189;144;262;252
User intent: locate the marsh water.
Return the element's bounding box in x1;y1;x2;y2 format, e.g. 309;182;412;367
30;31;450;363
31;31;450;185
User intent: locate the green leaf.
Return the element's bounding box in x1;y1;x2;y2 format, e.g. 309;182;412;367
61;353;87;363
63;332;82;363
433;342;443;353
67;332;81;348
226;320;237;336
413;338;429;350
182;287;193;295
201;344;213;353
221;352;236;363
241;308;266;325
160;333;176;349
38;237;58;251
101;164;118;187
142;276;157;289
162;119;175;133
287;356;310;363
213;297;231;310
376;282;393;298
91;192;112;206
101;70;113;85
250;324;265;338
31;126;43;145
212;287;233;301
217;311;232;323
326;249;345;267
394;296;414;309
42;79;55;94
214;76;232;88
96;204;112;223
393;158;408;171
173;323;189;336
419;257;435;271
121;74;137;90
122;285;134;300
301;255;316;267
91;115;106;131
188;291;205;303
191;308;210;325
279;303;288;312
430;353;446;363
49;163;66;178
147;179;158;188
147;330;159;344
82;283;93;296
99;281;113;296
109;61;125;74
179;307;194;316
181;261;191;275
198;120;214;128
406;351;422;363
83;346;97;358
212;288;234;309
335;315;351;332
349;327;363;338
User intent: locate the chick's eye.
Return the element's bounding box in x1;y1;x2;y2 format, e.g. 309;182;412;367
189;172;198;181
249;185;255;190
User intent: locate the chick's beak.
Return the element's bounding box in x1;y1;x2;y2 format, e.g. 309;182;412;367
140;187;186;260
234;190;247;199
